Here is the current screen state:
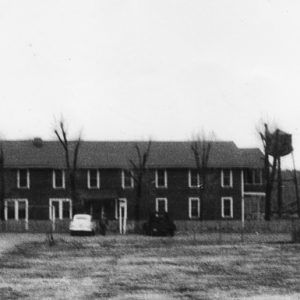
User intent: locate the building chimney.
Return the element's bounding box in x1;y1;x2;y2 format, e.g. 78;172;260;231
32;137;43;148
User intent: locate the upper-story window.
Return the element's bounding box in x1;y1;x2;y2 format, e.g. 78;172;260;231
188;169;201;188
244;169;263;185
17;169;30;189
87;169;100;189
122;170;134;189
53;170;65;189
221;169;232;188
155;169;167;188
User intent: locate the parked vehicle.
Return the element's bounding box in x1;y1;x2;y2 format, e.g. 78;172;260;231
69;214;96;236
143;212;176;236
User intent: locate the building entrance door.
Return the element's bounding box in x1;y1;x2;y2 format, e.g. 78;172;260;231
119;198;127;234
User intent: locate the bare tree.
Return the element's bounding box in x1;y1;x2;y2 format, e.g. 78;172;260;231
128;141;152;228
259;124;279;220
191;132;213;220
54;120;82;212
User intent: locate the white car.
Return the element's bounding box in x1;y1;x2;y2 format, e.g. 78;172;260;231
69;214;97;236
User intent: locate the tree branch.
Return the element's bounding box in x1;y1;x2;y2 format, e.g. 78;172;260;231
134;144;142;166
54;130;67;151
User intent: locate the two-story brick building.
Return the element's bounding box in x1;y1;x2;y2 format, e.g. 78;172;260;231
0;139;265;233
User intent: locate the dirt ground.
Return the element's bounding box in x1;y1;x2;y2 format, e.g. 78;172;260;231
0;234;299;299
0;233;44;257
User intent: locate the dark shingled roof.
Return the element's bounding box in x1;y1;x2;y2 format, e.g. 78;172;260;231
0;140;264;169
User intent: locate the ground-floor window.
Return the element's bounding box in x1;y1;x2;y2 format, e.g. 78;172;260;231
4;199;28;221
155;198;168;214
221;197;233;218
244;194;265;220
49;198;72;220
188;197;200;219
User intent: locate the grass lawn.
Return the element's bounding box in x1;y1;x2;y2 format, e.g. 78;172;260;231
0;234;300;299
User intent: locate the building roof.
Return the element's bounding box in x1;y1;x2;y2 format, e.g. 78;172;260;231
0;140;264;169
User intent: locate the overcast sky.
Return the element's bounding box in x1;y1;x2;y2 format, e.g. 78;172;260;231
0;0;299;168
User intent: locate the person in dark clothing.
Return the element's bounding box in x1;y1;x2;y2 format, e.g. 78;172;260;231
99;211;108;236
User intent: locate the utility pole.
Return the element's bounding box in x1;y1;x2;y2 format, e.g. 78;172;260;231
292;152;300;217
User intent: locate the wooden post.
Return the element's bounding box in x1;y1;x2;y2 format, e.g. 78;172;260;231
277;157;282;218
264;124;271;221
241;170;245;243
25;200;29;231
218;220;222;244
292;152;300;218
52;206;55;232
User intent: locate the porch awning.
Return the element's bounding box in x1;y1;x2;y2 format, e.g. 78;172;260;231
80;190;119;201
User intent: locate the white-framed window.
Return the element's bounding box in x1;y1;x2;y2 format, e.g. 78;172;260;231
52;169;65;189
155;169;167;188
221;197;233;218
122;170;134;189
4;198;28;221
87;169;100;189
244;169;263;185
49;198;72;220
155;197;168;213
17;169;30;189
188;169;201;188
221;169;233;188
188;197;200;219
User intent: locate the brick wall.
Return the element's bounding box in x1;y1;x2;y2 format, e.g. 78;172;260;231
1;167;264;221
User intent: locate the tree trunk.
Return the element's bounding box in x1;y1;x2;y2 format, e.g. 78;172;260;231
200;173;206;221
264;153;271;221
292;152;300;218
135;177;142;222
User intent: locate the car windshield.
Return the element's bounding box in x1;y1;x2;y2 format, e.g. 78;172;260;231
73;215;91;221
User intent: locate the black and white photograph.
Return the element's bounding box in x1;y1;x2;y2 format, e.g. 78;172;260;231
0;1;300;299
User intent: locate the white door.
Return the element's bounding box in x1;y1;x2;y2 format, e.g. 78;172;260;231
119;198;127;234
